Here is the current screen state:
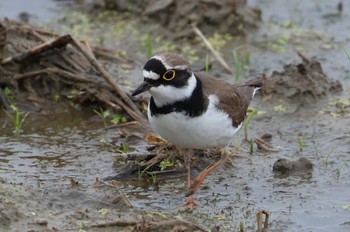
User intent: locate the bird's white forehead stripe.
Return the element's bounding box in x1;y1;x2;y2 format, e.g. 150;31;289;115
143;70;159;80
173;65;188;70
152;55;171;69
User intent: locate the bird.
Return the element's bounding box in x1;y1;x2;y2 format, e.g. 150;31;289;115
132;52;262;208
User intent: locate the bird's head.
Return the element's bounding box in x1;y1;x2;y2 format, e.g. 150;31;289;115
132;53;196;106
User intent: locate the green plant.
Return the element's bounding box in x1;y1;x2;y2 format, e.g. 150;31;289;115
111;113;127;124
343;46;350;61
147;33;153;58
137;165;143;180
240;221;245;232
249;139;254;153
5;105;29;136
205;54;209;73
232;47;243;83
236;181;243;202
93;108;109;128
117;143;128;154
235;130;243;148
150;173;157;184
138;163;155;180
67;89;85;99
243;109;257;140
3;87;14;101
297;132;304;152
159;159;174;171
100;137;107;146
53;94;61;102
335;162;344;177
323;148;335;168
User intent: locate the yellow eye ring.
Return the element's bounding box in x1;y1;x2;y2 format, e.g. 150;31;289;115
162;70;175;81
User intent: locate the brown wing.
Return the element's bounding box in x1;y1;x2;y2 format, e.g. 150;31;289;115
196;72;260;128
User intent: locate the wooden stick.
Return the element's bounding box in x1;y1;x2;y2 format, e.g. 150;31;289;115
0;35;72;65
90;220;138;228
192;25;234;74
1;20;148;128
111;180;133;208
148;219;206;231
69;37;149;127
13;68;92;83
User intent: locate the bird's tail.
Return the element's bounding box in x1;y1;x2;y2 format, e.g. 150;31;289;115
235;74;265;100
241;76;264;89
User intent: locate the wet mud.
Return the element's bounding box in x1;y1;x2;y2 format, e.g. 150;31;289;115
262;53;343;105
1;0;350;232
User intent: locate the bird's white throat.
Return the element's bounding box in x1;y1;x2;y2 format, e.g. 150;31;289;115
150;73;197;107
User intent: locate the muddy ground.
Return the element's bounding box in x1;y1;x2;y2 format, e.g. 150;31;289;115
1;0;350;232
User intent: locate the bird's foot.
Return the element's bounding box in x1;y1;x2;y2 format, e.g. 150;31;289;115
180;196;198;211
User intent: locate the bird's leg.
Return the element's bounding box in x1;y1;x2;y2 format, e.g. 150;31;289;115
256;210;269;232
180;148;198;208
186;147;231;197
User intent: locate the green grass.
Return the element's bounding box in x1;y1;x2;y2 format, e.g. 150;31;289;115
232;48;243;83
249;139;254;154
147;33;153;58
159;159;174;171
3;87;14;101
111;113;127;124
117;143;128;154
5;105;29;136
150;173;157;184
93;108;109;128
297;132;304;152
243;109;257;140
205;54;209;73
240;221;245;232
236;181;243;202
335;162;344;177
99;137;107;146
323;148;335;168
343;46;350;62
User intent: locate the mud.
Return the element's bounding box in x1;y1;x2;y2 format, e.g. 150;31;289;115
273;157;313;176
93;0;261;38
262;53;343;105
1;0;350;232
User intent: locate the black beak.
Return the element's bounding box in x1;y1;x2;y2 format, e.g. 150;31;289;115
132;81;151;96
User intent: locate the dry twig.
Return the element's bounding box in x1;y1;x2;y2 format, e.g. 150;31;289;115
192;24;234;74
0;20;149;127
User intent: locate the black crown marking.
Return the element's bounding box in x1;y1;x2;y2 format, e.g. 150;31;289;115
144;58;166;76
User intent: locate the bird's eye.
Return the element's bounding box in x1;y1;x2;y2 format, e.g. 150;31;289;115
162;70;175;81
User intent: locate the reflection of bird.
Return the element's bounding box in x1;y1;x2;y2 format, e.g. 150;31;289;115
132;52;262;207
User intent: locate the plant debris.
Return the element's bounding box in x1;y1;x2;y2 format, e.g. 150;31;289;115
0;18;148;127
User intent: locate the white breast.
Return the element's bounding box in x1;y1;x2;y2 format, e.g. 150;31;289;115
148;95;241;149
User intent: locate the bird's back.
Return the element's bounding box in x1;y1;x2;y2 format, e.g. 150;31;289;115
195;72;261;128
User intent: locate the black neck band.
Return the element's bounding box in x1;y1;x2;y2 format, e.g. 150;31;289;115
149;76;205;117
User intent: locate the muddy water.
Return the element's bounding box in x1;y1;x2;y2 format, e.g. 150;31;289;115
0;0;63;23
1;0;350;232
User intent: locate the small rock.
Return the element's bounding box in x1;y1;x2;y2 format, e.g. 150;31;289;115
273;157;313;175
33;218;48;226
